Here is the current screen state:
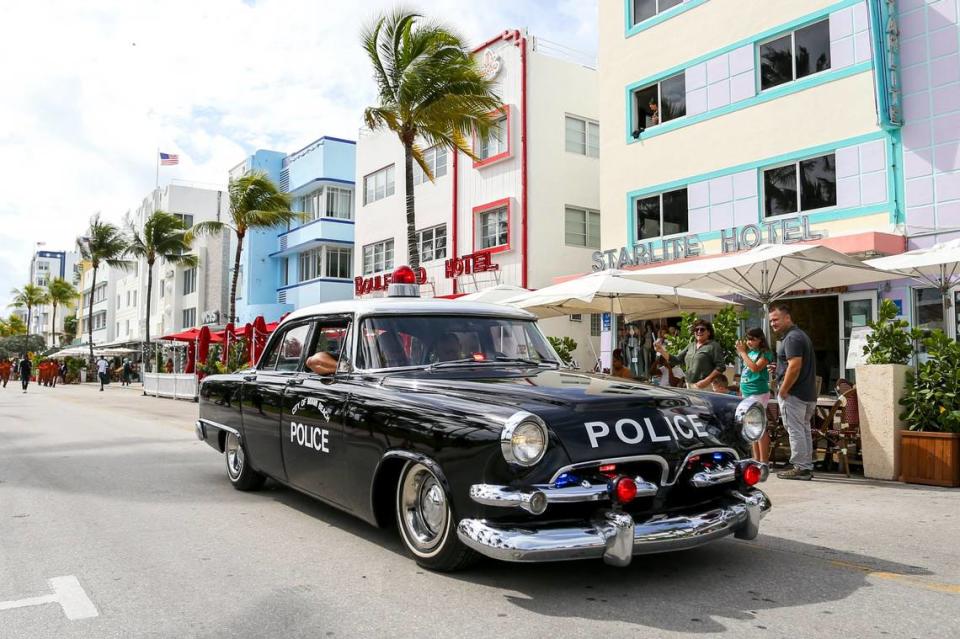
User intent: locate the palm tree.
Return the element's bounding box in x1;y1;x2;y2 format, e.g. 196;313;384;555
127;211;198;372
188;171;300;323
0;314;27;337
77;214;131;363
362;9;501;269
9;284;49;355
46;277;79;347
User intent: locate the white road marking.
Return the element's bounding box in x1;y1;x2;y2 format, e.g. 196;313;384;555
0;576;98;620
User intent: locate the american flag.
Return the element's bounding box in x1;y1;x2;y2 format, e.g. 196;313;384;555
159;152;179;166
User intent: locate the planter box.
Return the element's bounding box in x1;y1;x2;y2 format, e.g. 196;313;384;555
856;363;909;481
899;431;960;487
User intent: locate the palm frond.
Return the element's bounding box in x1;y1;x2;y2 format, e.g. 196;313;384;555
186;220;228;243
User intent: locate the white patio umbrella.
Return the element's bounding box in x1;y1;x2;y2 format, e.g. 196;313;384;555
865;238;960;328
503;270;736;319
457;284;530;304
619;243;900;341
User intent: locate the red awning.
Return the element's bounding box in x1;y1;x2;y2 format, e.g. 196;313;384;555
160;327;224;343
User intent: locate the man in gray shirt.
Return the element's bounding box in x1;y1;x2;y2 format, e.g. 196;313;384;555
769;303;817;480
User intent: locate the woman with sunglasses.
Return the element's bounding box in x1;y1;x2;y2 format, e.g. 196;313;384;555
736;327;774;462
655;319;726;391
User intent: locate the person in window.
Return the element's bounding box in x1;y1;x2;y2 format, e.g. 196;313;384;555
655;319;726;390
611;349;634;380
434;333;462;362
306;351;338;375
646;97;660;126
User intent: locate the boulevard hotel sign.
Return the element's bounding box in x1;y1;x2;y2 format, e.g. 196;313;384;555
592;215;824;271
354;251;499;295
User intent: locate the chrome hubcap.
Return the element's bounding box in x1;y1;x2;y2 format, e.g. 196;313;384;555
226;434;244;479
399;464;448;552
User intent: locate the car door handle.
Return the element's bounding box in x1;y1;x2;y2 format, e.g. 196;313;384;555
242;374;256;382
286;378;304;386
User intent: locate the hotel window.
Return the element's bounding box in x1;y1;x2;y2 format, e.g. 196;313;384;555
183;267;197;295
478;112;508;160
570;314;583;322
565;116;599;157
159;279;165;298
182;307;196;328
632;72;685;132
363;165;396;205
174;213;194;228
325;247;353;279
636;188;689;239
413;146;448;185
565;206;601;249
763;153;836;217
93;312;106;330
759;19;831;91
478;206;509;250
94;284;107;303
417;225;447;262
590;313;602;337
325;186;353;219
299;248;322;282
631;0;683;25
362;239;394;275
280;258;289;287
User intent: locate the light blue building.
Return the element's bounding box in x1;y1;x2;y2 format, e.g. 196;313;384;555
230;137;356;324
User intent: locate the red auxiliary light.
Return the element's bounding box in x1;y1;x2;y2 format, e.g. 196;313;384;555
471;352;486;362
613;476;638;504
392;265;417;284
742;463;763;487
598;464;617;473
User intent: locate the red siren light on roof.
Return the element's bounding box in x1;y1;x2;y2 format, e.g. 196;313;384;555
387;265;420;298
392;265;417;284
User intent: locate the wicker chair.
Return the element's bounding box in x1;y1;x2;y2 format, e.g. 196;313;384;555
766;400;790;466
823;379;861;476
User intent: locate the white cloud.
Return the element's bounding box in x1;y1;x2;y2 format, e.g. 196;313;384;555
0;0;597;310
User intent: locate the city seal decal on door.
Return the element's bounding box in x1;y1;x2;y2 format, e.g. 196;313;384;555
291;397;331;421
290;422;330;453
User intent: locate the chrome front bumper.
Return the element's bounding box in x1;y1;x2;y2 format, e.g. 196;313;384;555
456;489;771;567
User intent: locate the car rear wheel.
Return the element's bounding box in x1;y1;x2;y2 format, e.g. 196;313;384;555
224;432;265;491
395;462;476;571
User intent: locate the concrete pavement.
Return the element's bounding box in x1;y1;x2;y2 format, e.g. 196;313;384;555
1;382;958;638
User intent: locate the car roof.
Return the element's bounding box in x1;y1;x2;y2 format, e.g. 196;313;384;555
280;297;537;326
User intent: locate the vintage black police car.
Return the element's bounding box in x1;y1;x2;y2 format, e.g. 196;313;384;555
196;267;771;571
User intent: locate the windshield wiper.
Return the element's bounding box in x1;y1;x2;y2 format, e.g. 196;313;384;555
427;357;497;370
494;356;560;368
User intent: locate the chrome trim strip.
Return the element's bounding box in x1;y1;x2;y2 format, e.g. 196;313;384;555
456;489;771;565
470;485;549;514
198;418;240;438
689;466;736;487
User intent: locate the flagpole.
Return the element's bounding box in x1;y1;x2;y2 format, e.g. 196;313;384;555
155;147;159;189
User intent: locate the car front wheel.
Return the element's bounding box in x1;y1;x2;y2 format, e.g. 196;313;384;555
395;461;476;571
224;432;265;491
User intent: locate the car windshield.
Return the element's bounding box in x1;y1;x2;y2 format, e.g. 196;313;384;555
356;315;558;370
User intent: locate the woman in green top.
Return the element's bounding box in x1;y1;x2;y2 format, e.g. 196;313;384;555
655;319;726;390
735;327;774;462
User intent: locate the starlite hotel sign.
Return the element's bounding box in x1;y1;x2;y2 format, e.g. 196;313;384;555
592;215;824;271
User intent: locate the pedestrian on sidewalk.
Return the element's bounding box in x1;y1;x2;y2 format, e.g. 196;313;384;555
654;319;726;390
96;355;109;391
736;327;774;463
121;359;132;386
18;355;32;393
0;358;10;388
769;304;817;481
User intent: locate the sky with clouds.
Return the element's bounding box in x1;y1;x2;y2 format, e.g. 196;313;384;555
0;0;597;310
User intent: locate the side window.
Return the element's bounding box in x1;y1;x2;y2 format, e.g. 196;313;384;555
260;323;312;372
304;319;352;375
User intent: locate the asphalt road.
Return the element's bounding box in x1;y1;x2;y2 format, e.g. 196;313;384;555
1;382;958;638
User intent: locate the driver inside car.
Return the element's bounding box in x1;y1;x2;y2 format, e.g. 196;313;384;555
306;350;338;375
434;333;462;362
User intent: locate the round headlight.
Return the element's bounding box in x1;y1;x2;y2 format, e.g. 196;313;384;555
735;398;767;442
501;412;548;467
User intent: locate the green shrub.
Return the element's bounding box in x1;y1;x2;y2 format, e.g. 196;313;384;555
899;330;960;433
547;336;577;367
665;312;696;357
863;299;920;365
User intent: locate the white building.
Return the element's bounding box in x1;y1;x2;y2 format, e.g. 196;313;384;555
79;264;118;346
27;249;79;346
354;30;602;367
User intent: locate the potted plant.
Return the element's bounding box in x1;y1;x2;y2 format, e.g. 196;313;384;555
898;330;960;487
856;299;919;480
